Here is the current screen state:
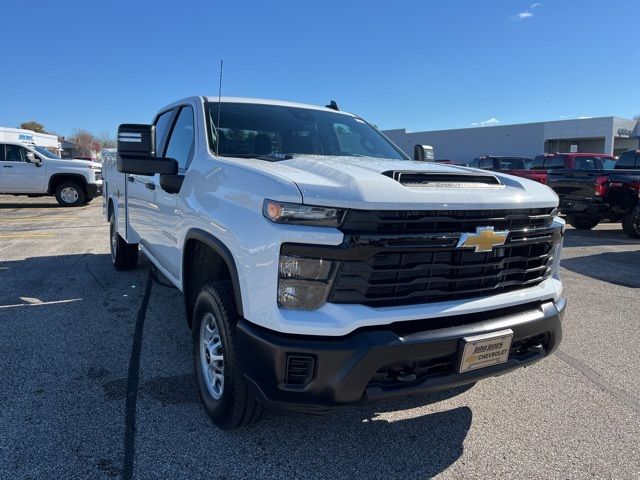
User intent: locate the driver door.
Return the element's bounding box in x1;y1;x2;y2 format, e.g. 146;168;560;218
0;144;46;193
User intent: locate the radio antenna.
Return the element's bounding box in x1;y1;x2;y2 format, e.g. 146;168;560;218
216;59;223;156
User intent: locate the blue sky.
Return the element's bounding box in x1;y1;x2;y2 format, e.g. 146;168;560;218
1;0;638;137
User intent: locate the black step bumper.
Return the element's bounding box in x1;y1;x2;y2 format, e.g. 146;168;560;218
236;298;565;415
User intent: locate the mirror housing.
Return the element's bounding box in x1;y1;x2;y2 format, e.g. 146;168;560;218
414;144;435;162
116;124;178;175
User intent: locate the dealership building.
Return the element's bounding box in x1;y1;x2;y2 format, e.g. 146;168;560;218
382;116;639;163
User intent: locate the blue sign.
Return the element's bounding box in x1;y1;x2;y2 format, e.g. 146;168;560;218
18;133;34;141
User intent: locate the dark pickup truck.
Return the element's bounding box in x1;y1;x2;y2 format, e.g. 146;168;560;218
547;150;640;238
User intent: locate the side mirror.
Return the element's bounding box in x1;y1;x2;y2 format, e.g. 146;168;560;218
116;124;178;175
26;151;41;164
414;144;435;162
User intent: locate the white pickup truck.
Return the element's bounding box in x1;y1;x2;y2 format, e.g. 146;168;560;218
0;141;102;206
103;96;566;429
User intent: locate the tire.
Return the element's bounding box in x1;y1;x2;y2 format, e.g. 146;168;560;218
566;214;599;230
622;208;640;239
109;213;138;270
84;197;94;204
54;181;85;207
192;282;263;430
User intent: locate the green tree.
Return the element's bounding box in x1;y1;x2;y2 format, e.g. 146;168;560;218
19;121;46;133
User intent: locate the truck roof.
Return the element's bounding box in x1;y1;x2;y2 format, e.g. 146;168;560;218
201;96;354;115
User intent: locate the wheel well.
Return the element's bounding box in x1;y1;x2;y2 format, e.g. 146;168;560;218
183;239;235;328
48;174;88;195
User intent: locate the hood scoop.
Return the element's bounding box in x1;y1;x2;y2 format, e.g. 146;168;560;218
383;171;502;188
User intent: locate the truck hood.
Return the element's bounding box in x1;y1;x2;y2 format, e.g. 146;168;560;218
258;155;558;210
47;158;101;169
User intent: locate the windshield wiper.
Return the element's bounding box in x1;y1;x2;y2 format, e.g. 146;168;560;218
221;153;294;161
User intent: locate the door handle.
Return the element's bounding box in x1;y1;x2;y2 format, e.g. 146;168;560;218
145;182;155;190
127;176;134;182
2;165;13;168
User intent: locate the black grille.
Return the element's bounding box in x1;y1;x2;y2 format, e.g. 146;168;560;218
330;239;555;307
341;208;555;234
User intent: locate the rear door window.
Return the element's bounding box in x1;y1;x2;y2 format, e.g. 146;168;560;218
0;144;5;161
5;145;28;162
545;156;565;169
616;151;637;169
574;156;603;170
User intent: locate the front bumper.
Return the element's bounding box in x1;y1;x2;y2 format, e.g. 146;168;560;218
236;297;565;414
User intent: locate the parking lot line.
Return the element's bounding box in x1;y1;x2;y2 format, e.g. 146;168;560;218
0;216;79;222
0;232;56;239
0;298;82;309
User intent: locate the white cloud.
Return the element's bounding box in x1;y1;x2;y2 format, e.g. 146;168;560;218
471;118;500;127
512;3;541;21
515;12;533;19
577;116;592;119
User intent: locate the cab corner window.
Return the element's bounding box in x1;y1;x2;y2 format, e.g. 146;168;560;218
164;106;195;171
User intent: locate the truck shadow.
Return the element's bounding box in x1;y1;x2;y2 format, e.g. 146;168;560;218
561;250;640;288
563;227;639;248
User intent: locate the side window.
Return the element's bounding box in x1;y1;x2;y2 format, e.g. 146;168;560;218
479;158;493;169
164;106;195;171
616;151;635;169
154;110;174;156
545;156;565;169
469;158;479;168
0;145;5;162
531;156;545;169
5;145;28;162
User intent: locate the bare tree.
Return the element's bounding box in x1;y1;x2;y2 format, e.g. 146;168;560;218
69;129;101;157
19;121;46;133
97;131;116;149
633;114;640;121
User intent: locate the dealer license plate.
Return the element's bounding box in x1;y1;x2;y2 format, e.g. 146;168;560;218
459;329;513;373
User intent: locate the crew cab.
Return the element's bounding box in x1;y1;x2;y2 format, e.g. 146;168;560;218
0;141;102;206
548;149;640;237
528;152;617;185
103;96;566;429
468;156;542;182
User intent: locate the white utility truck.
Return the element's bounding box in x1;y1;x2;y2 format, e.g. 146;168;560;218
103;96;565;429
0;140;102;206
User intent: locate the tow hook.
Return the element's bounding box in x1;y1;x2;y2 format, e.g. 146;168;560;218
396;371;417;382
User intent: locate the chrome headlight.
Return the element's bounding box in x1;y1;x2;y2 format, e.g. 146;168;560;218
551;216;565;278
263;200;345;227
277;255;336;309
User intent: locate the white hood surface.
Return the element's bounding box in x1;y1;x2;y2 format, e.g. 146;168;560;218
255;155;558;210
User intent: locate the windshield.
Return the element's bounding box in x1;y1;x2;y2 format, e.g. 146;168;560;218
206;102;408;160
32;145;60;159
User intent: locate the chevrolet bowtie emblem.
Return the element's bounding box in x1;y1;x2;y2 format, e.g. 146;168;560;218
457;226;509;253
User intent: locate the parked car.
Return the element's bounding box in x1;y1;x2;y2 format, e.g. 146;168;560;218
547;149;640;237
0;141;102;206
527;153;617;185
104;96;565;429
468;156;542;182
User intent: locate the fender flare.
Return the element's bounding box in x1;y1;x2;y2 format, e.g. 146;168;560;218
183;229;244;317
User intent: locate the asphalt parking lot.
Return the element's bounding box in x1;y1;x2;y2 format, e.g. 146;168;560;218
1;195;639;480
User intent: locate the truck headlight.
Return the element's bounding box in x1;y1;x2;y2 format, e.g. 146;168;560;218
263;200;345;227
278;255;335;309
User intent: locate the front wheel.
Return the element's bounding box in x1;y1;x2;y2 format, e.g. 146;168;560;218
566;214;599;230
193;282;262;430
622;208;640;239
109;213;138;270
54;181;85;207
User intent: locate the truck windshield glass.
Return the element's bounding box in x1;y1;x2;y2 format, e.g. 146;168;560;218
206;102;407;160
32;145;60;159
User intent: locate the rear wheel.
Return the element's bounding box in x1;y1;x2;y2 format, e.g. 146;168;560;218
193;282;262;430
54;181;85;207
566;214;599;230
109;213;138;270
622;208;640;239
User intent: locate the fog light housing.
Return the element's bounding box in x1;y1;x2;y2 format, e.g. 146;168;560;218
277;256;336;309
